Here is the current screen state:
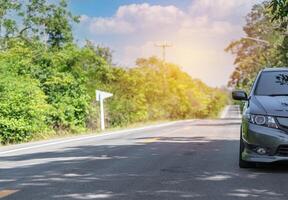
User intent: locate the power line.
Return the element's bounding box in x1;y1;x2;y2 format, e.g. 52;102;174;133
154;41;173;62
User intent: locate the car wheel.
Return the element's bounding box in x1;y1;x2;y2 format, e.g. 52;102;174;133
239;131;255;168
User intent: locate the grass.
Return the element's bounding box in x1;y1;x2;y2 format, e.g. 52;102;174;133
0;119;174;146
0;106;229;146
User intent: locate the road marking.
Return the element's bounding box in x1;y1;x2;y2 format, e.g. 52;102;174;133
141;137;160;143
220;105;230;119
0;120;194;156
237;106;242;119
0;190;18;198
220;105;241;119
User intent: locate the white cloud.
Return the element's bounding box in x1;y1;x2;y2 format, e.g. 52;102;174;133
89;17;135;34
85;3;186;35
76;0;264;86
189;0;255;19
116;3;185;26
83;2;242;36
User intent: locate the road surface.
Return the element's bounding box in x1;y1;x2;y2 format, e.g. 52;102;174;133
1;105;288;200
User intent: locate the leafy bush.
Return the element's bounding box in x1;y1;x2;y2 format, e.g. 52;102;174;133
0;69;51;144
35;48;90;132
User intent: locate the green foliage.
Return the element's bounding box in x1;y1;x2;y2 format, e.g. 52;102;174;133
226;1;288;91
105;57;229;126
0;41;91;143
0;0;228;144
0;0;78;49
0;65;51;144
270;0;288;20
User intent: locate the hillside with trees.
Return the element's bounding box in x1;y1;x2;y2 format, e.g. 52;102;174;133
0;0;228;144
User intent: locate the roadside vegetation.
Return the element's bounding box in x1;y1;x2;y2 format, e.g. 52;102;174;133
0;0;228;144
226;0;288;92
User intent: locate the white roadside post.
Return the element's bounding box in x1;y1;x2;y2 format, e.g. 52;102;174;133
96;90;113;131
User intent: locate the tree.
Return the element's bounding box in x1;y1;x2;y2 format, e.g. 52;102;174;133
226;2;284;90
106;57;228;125
0;0;78;49
85;40;113;65
270;0;288;20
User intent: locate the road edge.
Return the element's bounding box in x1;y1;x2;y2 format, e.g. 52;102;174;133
0;119;195;156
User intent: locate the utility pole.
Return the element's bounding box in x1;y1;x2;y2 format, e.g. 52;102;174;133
154;41;172;95
154;41;173;62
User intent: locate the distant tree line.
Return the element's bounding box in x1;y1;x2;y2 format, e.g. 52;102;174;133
0;0;228;144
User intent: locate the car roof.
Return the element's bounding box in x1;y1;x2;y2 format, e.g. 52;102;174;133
261;67;288;72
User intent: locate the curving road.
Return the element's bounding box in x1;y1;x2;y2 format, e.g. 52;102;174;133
1;105;288;200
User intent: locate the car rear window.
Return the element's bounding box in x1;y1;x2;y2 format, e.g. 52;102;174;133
255;71;288;96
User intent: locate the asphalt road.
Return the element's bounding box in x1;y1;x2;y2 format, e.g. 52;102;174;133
1;105;288;200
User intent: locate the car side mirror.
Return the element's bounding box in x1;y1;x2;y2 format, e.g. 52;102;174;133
232;90;248;101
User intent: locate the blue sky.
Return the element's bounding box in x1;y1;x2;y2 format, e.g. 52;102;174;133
68;0;263;87
68;0;192;17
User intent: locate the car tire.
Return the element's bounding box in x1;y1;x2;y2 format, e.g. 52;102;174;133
239;131;255;168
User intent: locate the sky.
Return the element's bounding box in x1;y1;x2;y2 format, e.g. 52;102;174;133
68;0;263;87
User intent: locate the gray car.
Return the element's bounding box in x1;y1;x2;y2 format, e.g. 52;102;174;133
233;68;288;168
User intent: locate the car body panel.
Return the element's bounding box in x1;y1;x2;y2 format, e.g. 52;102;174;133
242;122;288;162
